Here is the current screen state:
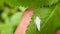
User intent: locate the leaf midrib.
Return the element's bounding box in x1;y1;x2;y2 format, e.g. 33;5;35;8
41;4;59;30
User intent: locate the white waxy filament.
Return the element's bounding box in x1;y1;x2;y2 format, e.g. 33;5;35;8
34;16;41;31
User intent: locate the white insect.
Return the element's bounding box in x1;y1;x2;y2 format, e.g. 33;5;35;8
34;16;41;31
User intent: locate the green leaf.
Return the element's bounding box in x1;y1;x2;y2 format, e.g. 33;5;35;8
39;4;60;34
2;12;10;24
26;7;52;34
0;0;4;6
5;0;59;8
1;28;13;34
26;3;60;34
1;24;13;34
10;12;23;26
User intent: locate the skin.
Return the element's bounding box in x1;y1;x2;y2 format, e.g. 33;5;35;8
15;8;34;34
55;29;60;34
